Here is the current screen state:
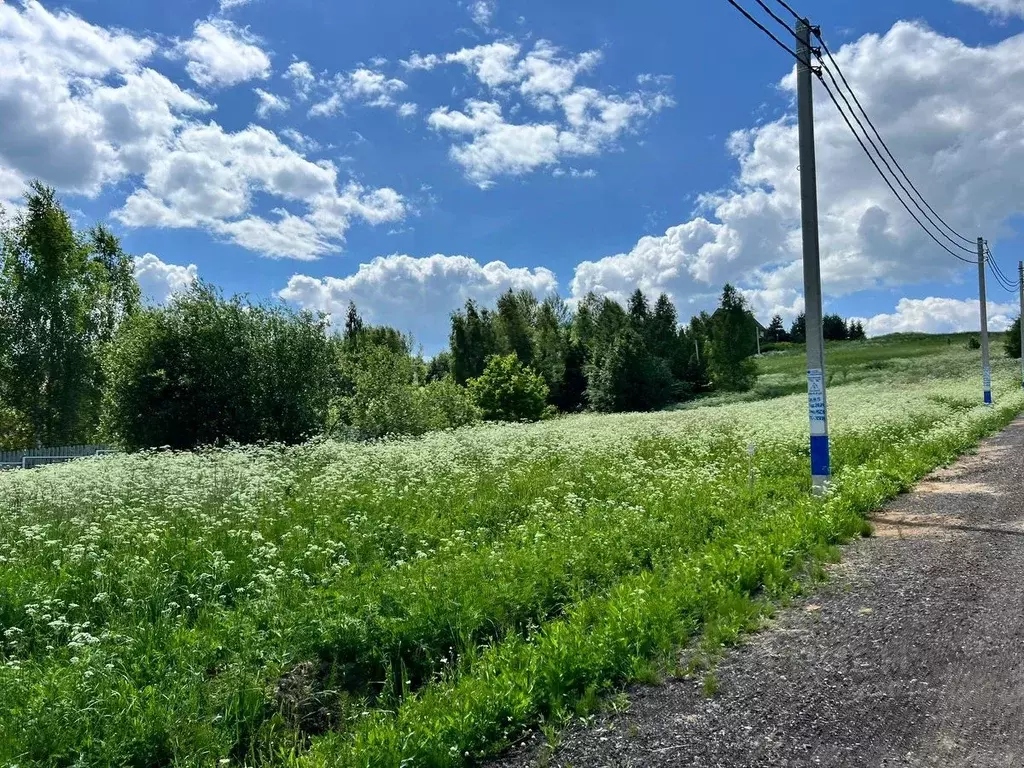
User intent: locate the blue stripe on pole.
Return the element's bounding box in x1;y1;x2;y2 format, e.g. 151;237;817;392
810;434;830;477
984;390;993;405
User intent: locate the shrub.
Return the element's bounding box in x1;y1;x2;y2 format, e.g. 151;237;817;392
413;378;480;432
341;347;479;438
339;346;419;439
966;336;981;350
1004;317;1021;359
469;354;549;422
101;284;334;450
0;399;31;451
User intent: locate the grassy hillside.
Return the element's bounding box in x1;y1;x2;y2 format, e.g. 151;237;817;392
0;334;1021;767
758;332;1006;378
672;332;1013;409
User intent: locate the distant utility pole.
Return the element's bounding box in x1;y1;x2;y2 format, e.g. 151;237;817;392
797;19;830;494
1019;260;1024;389
755;325;761;356
978;237;992;406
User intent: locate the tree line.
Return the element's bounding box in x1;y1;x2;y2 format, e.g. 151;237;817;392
0;183;860;452
763;312;866;344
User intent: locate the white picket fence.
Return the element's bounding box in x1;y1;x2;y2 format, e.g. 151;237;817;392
0;444;114;471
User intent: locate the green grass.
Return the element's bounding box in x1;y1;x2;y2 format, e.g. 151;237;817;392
670;332;1009;410
0;336;1021;766
758;332;1001;378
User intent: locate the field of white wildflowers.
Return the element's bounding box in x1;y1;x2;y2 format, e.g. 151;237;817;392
1;343;1021;767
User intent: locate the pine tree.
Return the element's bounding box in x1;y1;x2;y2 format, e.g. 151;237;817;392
823;314;848;341
587;328;673;413
765;314;789;343
627;288;650;336
532;297;567;406
790;313;806;343
494;289;537;366
450;300;497;384
707;284;758;392
649;293;679;357
592;297;628;360
559;338;588;411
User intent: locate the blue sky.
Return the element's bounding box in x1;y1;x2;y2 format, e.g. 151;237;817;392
3;0;1024;352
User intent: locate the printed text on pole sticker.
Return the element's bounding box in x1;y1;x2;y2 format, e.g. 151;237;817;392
808;368;826;431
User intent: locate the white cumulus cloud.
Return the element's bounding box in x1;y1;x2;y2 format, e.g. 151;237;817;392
284;60;316;100
176;19;271;89
134;253;198;304
954;0;1024;18
308;68;410;117
425;39;673;186
0;0;211;195
279;254;558;350
219;0;255;11
254;88;288;118
470;0;497;28
855;297;1016;337
115;121;405;259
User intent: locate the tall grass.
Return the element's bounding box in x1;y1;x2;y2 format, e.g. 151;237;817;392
0;344;1019;766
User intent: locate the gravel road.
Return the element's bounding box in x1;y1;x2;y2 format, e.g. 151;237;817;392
491;418;1024;768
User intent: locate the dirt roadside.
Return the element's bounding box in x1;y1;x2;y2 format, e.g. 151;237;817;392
490;418;1024;768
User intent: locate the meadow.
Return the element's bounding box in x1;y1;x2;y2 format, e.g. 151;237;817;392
1;336;1021;767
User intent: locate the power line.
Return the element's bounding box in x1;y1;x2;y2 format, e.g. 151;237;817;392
772;0;803;22
986;244;1014;283
723;0;804;64
813;35;977;247
986;245;1020;290
751;0;799;41
815;56;977;257
814;69;979;265
987;260;1018;293
986;259;1018;294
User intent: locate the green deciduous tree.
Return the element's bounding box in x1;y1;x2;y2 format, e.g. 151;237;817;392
0;183;139;446
426;350;453;382
339;345;479;438
101;284;333;450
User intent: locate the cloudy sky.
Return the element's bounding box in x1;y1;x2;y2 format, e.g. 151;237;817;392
2;0;1023;351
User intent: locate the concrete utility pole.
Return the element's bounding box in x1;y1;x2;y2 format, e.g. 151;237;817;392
755;325;761;356
796;18;830;494
1019;261;1024;389
978;237;992;406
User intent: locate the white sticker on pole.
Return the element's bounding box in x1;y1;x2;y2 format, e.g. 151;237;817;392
984;365;992;389
808;368;827;435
